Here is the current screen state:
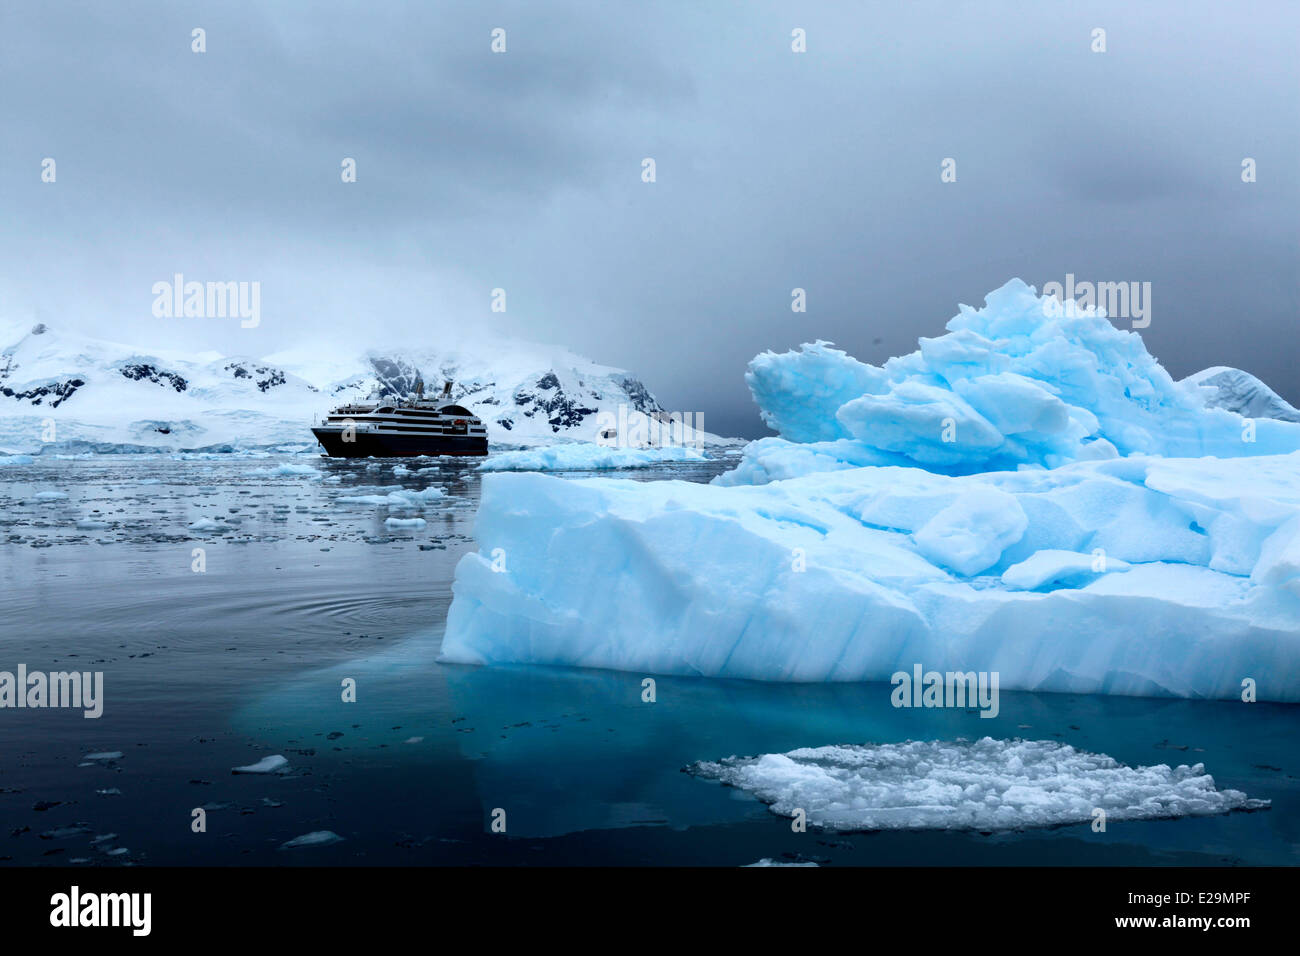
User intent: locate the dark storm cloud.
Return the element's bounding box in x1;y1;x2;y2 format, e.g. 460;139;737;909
1;0;1296;437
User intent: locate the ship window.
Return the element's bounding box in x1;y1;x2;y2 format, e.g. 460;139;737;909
375;406;395;414
439;404;473;416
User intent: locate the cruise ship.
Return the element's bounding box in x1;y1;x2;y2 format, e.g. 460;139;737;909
311;382;489;458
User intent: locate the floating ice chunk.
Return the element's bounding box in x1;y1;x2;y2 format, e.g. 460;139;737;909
337;486;446;508
279;830;344;849
384;516;427;529
34;491;69;501
232;754;288;774
744;859;819;867
0;455;34;465
1001;549;1131;590
385;486;446;506
335;494;391;505
479;443;708;472
75;519;110;530
83;751;123;762
691;738;1268;831
187;517;224;531
246;463;321;479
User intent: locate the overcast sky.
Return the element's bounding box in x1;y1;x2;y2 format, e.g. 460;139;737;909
1;1;1296;437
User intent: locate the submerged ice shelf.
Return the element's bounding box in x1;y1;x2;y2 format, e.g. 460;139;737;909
690;738;1268;832
441;280;1300;701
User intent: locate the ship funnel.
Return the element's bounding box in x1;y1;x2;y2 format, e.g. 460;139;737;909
442;380;453;400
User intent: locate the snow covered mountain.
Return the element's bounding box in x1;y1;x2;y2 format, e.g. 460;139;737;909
0;320;722;453
1181;366;1300;423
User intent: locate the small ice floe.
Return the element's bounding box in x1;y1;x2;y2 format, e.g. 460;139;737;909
384;516;426;530
0;455;35;466
689;738;1269;832
41;825;92;839
34;491;69;501
337;486;446;509
246;463;321;479
279;830;344;849
82;751;123;763
187;517;225;531
75;519;110;530
744;858;819;867
386;486;445;506
403;737;424;744
231;754;289;775
392;465;412;476
95;788;122;796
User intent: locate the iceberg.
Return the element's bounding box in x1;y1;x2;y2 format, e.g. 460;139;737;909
690;738;1268;831
441;281;1300;701
735;279;1300;478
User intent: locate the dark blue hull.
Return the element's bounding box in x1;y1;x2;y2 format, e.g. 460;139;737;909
311;428;488;458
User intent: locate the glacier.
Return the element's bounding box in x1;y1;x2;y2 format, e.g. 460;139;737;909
690;738;1268;831
440;279;1300;702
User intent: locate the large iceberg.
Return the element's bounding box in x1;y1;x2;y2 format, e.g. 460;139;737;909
740;279;1300;476
440;280;1300;702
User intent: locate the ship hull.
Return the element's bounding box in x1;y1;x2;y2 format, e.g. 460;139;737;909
311;428;488;458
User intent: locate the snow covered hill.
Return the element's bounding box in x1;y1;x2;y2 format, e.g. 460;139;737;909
0;320;723;453
1181;366;1300;423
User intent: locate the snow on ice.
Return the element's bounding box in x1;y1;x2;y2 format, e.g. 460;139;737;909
690;738;1268;831
442;280;1300;701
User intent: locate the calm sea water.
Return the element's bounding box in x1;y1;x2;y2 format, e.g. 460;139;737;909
0;454;1296;866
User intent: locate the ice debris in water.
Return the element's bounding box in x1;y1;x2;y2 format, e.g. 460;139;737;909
690;738;1268;832
384;516;427;529
744;859;819;867
245;463;321;479
478;443;708;472
232;755;289;774
279;830;344;849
